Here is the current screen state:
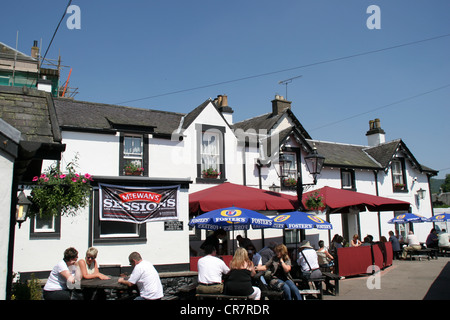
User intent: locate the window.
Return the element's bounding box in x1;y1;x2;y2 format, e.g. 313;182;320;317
341;169;355;190
196;125;225;183
92;188;146;245
201;131;221;178
280;150;299;190
120;133;149;176
391;158;407;192
30;215;61;239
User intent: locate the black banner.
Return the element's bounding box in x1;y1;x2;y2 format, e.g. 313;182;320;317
99;183;179;224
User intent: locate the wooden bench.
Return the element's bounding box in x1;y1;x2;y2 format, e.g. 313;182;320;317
322;272;340;296
438;247;450;257
196;293;250;300
292;277;324;300
260;289;284;300
406;248;438;261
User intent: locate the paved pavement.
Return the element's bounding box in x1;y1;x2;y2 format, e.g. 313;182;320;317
322;256;450;300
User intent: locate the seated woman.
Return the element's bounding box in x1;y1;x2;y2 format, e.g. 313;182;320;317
43;247;80;300
78;247;111;280
78;247;110;300
316;240;335;272
256;244;301;300
224;247;261;300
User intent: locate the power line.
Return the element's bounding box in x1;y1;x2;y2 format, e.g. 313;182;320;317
309;84;450;131
41;0;73;63
115;33;450;105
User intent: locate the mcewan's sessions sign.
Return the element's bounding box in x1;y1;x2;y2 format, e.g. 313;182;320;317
99;184;179;223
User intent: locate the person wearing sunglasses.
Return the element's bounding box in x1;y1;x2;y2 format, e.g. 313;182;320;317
78;247;110;280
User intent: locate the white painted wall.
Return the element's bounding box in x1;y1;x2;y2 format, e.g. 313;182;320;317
0;151;14;299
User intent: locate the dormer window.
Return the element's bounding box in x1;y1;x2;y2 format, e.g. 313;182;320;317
196;124;225;183
391;158;407;192
119;133;149;176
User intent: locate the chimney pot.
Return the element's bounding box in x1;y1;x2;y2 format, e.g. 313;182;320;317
31;40;39;59
272;95;291;115
366;118;386;146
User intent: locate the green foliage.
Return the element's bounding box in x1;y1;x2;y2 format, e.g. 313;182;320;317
29;157;93;218
305;191;324;210
442;174;450;193
11;273;42;300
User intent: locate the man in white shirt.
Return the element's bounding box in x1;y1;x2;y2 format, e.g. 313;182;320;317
196;244;230;294
401;231;422;259
297;241;322;279
438;229;450;249
118;252;164;300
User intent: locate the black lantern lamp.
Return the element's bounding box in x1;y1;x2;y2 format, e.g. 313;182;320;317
417;188;426;200
16;191;32;228
304;144;325;184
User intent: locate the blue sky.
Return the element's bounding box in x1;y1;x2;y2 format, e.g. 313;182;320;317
2;1;449;179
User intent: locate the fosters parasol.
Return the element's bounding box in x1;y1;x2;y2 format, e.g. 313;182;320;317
188;206;273;231
271;211;333;230
388;213;428;224
427;213;450;222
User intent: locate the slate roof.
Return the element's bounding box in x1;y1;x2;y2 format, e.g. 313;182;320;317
233;108;312;139
54;98;185;137
0;85;65;182
310;139;438;175
0;86;61;144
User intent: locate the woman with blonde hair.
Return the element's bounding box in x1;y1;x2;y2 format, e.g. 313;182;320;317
350;234;362;247
224;247;261;299
256;244;301;300
78;247;110;280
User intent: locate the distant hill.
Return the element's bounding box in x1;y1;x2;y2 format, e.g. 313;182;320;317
431;178;444;194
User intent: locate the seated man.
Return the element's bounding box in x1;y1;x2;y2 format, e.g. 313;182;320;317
297;241;322;280
401;231;422;259
196;245;230;294
438;229;450;251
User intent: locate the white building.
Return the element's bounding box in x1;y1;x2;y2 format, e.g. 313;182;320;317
2;87;438;297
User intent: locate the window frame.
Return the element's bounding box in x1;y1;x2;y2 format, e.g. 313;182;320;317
391;158;408;193
341;169;356;191
280;148;300;191
196;124;226;183
30;214;61;239
119;133;149;177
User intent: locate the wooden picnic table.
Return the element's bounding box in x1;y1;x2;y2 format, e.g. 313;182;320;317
80;276;131;300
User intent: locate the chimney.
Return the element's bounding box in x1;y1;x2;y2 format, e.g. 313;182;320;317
31;40;39;59
215;94;234;124
272;95;291;116
366;118;386;146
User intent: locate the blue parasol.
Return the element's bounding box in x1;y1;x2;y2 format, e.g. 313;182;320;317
427;213;450;222
188;206;273;231
388;213;428;224
271;211;333;230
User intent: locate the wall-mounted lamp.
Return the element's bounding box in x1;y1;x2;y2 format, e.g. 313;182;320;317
417;188;426;200
268;183;281;193
16;191;31;228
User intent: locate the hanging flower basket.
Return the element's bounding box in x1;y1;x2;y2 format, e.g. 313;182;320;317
283;177;297;187
29;159;93;218
305;192;324;210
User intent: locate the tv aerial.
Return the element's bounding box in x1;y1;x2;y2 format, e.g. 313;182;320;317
278;75;302;100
